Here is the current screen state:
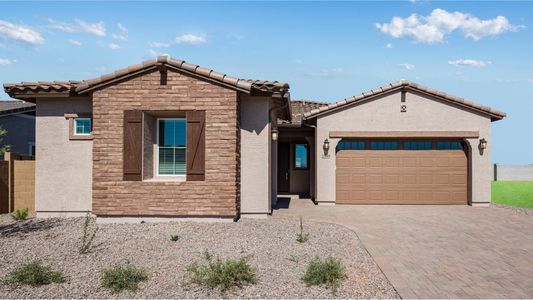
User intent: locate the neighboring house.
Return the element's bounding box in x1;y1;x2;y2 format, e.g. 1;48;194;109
3;56;505;220
0;100;36;158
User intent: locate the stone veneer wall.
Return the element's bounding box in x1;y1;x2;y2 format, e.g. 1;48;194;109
92;69;238;217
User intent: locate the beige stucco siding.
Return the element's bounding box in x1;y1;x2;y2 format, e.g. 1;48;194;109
240;95;271;217
35;98;93;217
316;90;492;205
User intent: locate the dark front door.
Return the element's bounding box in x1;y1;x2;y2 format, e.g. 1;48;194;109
278;142;290;192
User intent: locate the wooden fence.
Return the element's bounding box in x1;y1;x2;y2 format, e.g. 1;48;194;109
0;152;35;214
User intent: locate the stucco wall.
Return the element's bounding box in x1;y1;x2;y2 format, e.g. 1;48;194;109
0;113;35;156
494;164;533;181
35;98;92;217
316;90;492;206
240;95;271;217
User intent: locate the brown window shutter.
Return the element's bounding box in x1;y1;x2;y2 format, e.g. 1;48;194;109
123;110;143;181
186;110;206;181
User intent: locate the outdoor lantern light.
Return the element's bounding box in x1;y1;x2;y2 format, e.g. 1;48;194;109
271;128;278;141
323;138;330;156
479;138;487;150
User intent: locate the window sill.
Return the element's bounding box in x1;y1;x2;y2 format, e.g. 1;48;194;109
69;134;93;141
143;176;186;182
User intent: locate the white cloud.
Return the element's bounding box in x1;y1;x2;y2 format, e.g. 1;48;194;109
149;42;171;48
305;67;344;78
0;20;44;45
386;43;393;48
76;19;106;36
95;66;107;72
112;23;128;41
0;58;12;65
69;39;82;46
376;8;524;44
108;43;120;50
398;63;416;70
448;59;491;67
175;34;206;44
48;18;106;36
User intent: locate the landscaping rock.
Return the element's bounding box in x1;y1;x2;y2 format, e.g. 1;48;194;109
0;214;399;299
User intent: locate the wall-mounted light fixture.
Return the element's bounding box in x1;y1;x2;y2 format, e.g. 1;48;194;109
323;138;330;156
479;138;487;150
271;128;279;141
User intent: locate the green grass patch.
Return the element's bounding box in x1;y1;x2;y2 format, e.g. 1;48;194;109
2;261;65;287
186;251;256;293
492;181;533;209
101;261;148;294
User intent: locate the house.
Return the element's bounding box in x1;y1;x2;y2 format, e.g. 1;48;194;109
3;56;505;220
0;100;36;158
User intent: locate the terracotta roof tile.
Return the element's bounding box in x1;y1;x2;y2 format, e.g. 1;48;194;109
0;100;35;116
303;80;506;121
4;56;289;97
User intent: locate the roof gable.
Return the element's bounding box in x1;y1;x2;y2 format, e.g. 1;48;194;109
3;56;289;100
303;80;506;121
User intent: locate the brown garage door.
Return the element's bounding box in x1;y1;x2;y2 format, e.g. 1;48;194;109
336;148;467;204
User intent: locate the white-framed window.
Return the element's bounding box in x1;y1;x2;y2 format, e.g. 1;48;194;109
156;118;186;176
74;118;92;135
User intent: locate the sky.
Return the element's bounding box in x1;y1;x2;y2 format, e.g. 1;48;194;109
0;1;532;164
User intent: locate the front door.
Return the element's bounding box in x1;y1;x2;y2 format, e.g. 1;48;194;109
278;142;290;192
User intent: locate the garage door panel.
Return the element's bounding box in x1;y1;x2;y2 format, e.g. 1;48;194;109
336;149;467;204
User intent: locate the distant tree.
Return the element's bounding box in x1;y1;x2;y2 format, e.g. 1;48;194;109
0;126;10;154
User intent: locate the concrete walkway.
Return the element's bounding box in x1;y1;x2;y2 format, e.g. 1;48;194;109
272;198;533;298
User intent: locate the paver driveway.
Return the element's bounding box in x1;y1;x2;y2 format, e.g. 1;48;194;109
273;198;533;298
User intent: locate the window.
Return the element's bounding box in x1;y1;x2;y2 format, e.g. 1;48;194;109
337;140;365;151
74;118;92;135
294;144;308;169
370;141;398;150
437;141;463;150
157;119;186;176
404;141;432;150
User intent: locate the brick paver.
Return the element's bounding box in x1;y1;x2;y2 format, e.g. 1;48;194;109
272;198;533;298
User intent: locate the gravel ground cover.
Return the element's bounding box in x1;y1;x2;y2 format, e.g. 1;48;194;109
491;203;533;216
0;214;398;299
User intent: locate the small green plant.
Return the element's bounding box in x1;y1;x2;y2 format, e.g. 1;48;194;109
79;213;98;254
2;261;65;286
296;216;310;243
302;256;346;294
10;208;29;221
186;250;256;293
170;234;180;242
101;260;148;294
288;254;301;264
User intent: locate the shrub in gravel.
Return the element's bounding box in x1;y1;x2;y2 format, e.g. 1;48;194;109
170;234;180;242
296;217;310;243
10;208;29;221
2;261;65;287
101;261;148;294
302;256;346;294
79;213;98;254
186;251;256;293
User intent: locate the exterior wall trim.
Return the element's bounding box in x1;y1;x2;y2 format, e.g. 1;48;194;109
329;130;480;138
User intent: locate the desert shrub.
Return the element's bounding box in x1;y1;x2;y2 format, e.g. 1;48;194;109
296;216;310;243
2;261;65;286
79;213;98;254
10;208;28;221
288;254;301;264
186;251;256;293
170;234;180;242
302;256;346;294
101;261;147;294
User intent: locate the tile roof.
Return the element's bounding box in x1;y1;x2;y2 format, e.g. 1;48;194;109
0;100;36;116
290;100;328;124
3;56;289;97
303;80;506;121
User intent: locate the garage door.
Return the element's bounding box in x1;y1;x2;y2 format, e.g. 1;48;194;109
336;140;468;204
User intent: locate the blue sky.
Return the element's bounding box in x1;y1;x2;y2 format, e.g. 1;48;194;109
0;1;532;164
